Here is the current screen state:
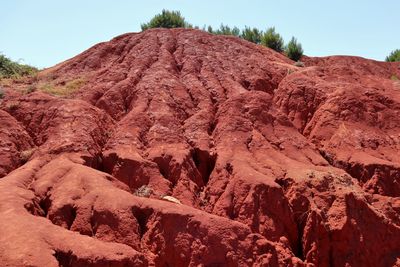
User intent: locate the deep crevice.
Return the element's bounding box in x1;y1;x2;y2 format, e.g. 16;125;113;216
295;220;306;261
153;156;171;181
24;196;47;217
39;195;52;218
49;204;77;230
191;148;217;185
132;208;152;239
207;119;217;136
54;250;74;267
82;153;106;173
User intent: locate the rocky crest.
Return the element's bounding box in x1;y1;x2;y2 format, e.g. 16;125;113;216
0;28;400;266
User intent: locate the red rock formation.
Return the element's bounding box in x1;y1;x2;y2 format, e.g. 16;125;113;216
0;28;399;266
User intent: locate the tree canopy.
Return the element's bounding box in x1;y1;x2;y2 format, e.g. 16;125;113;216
386;49;400;62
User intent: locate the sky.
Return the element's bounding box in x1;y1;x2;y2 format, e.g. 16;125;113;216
1;0;399;68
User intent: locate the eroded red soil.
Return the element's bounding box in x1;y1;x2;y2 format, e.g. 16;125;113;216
0;28;400;266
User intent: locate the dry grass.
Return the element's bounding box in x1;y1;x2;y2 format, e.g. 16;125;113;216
0;78;12;87
391;75;400;88
1;74;86;97
294;61;305;67
37;77;86;97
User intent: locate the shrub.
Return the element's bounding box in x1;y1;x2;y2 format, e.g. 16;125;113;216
285;37;304;61
141;10;190;30
0;54;38;78
294;61;305;67
134;185;153;197
386;49;400;62
241;26;262;44
261;27;284;52
20;149;35;164
0;87;4;99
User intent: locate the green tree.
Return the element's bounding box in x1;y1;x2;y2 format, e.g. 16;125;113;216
285;37;304;61
240;26;262;44
141;10;189;30
386;49;400;62
261;27;284;52
214;24;240;36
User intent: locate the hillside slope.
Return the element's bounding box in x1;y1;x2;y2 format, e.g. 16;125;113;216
0;28;400;267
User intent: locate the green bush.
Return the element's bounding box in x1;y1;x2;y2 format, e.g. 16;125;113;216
386;49;400;62
141;9;190;30
285;37;304;61
261;27;284;52
0;54;37;78
240;26;262;44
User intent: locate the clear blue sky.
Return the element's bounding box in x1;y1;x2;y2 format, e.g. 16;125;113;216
1;0;399;68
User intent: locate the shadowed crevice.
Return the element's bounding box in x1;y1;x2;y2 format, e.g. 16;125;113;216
54;250;74;267
132;207;153;239
191;148;217;186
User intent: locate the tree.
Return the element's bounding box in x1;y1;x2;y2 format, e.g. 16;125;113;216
240;26;262;44
285;37;304;61
261;27;284;52
141;10;189;30
386;49;400;62
214;24;240;36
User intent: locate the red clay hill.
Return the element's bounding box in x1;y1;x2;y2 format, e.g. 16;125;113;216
0;28;400;267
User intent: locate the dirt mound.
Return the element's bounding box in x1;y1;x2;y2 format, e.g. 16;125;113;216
0;28;400;266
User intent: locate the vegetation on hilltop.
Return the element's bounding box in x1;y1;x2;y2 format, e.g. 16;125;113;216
261;27;284;52
0;54;37;79
141;9;193;30
141;9;304;61
386;49;400;62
